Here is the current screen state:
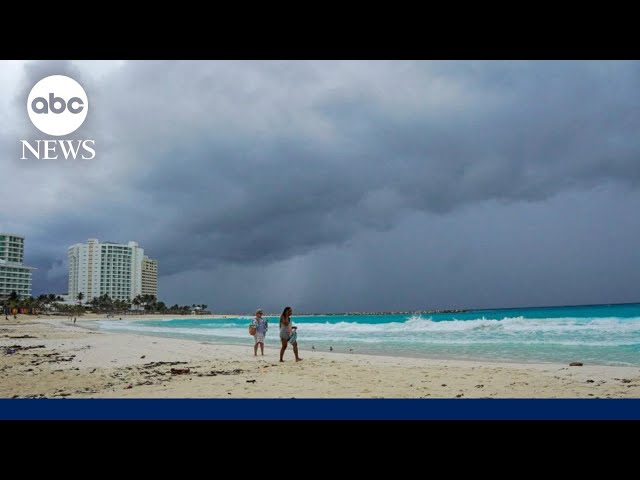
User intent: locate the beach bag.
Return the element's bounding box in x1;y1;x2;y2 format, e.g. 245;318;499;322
249;324;257;336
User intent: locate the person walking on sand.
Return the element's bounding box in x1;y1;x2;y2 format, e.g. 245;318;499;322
251;309;268;356
279;306;302;362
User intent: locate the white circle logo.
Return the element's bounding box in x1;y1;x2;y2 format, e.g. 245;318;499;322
27;75;88;136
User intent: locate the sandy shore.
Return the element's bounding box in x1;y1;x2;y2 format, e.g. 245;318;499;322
1;315;639;399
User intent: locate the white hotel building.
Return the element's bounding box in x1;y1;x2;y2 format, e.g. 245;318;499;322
0;233;35;298
68;239;157;303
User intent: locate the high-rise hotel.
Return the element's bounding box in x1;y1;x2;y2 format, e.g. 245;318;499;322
141;256;158;297
68;239;158;302
0;233;35;298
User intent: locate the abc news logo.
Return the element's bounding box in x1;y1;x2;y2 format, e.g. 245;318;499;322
21;75;95;160
31;93;85;114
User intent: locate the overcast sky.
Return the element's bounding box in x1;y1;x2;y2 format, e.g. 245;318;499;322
1;60;640;313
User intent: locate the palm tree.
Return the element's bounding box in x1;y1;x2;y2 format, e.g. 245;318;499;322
34;294;45;311
77;292;84;305
5;291;19;309
89;297;99;310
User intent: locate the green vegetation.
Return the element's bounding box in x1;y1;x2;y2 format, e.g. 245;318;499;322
0;290;210;316
0;292;84;315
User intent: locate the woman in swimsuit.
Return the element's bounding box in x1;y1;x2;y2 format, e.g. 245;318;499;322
279;306;302;362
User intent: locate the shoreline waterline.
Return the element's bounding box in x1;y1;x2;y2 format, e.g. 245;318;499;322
88;303;640;367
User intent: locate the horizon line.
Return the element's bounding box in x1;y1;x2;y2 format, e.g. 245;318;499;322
214;300;640;316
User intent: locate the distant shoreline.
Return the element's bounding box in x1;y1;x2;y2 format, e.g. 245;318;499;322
294;310;468;316
26;311;468;322
14;300;640;321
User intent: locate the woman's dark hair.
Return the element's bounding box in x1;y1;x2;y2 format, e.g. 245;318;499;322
280;306;292;319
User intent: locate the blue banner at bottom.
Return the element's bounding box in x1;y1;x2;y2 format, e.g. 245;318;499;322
1;399;640;420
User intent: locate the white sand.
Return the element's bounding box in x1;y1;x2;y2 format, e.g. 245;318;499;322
1;315;639;398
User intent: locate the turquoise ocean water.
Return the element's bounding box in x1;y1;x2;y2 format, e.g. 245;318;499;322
96;303;640;366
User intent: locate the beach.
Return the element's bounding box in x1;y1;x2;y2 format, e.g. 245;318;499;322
2;314;640;399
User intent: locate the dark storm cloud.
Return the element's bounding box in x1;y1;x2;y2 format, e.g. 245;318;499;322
100;61;640;271
3;60;640;309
